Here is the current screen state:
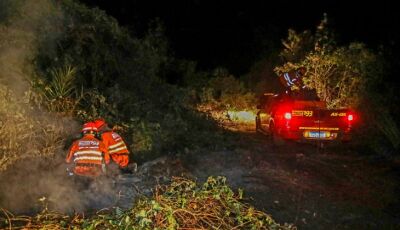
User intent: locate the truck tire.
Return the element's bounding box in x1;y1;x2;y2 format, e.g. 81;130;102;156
255;117;261;133
270;122;285;146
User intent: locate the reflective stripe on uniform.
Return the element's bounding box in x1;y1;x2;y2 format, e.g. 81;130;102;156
80;146;101;149
108;141;125;149
109;146;128;154
74;150;103;156
73;156;103;162
284;73;294;86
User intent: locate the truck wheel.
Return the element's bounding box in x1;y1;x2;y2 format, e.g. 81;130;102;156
255;117;261;133
270;123;285;146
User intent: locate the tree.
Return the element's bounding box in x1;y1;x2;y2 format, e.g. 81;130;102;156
275;14;375;109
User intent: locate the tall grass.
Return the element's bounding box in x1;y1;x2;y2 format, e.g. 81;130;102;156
0;85;72;172
30;65;81;115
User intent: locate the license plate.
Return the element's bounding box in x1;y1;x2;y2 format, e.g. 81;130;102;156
305;131;328;139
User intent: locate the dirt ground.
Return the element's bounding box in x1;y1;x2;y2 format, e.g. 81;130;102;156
181;122;400;229
1;122;399;229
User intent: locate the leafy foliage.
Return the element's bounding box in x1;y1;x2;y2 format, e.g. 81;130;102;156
29;0;227;162
303;43;376;108
275;15;375;109
279;29;314;63
192;68;257;113
0;177;295;229
30;65;82;115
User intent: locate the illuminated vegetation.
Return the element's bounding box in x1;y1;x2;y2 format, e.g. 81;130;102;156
0;86;71;171
0;177;295;229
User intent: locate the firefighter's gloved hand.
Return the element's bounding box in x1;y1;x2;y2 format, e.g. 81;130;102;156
120;168;129;174
66;165;74;176
131;162;138;173
120;163;138;174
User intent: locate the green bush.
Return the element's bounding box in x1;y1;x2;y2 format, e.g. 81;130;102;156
30;65;82;115
196;69;256;112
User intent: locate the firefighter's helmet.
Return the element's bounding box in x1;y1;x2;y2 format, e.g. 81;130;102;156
82;122;98;134
94;118;107;130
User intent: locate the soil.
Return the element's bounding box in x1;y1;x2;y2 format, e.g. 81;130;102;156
1;121;399;229
181;122;400;229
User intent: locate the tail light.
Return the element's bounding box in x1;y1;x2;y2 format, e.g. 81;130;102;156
284;112;292;120
347;114;354;121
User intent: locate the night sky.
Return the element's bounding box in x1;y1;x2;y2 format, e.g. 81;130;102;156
78;0;399;75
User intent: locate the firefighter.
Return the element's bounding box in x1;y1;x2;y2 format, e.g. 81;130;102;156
278;67;306;89
66;122;110;178
93;118;136;173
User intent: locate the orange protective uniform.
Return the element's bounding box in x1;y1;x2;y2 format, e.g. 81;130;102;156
100;130;129;168
66;134;110;177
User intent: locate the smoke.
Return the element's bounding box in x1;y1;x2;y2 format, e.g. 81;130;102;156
0;0;121;214
0;0;59;94
0;0;139;215
0;157;125;214
0;0;65;162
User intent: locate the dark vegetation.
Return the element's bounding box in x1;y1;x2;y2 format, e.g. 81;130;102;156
29;0;256;163
0;0;399;228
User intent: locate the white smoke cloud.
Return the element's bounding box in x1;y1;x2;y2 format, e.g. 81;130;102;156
0;0;63;94
0;0;144;214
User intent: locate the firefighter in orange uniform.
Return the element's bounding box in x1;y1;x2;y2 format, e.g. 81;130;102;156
93;119;133;172
66;122;110;177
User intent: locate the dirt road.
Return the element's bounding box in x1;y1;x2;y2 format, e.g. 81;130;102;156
182;123;400;229
1;122;399;229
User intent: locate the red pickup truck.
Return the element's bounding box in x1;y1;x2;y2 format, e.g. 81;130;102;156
255;90;355;145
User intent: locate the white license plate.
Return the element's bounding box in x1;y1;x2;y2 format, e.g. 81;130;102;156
309;131;326;138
